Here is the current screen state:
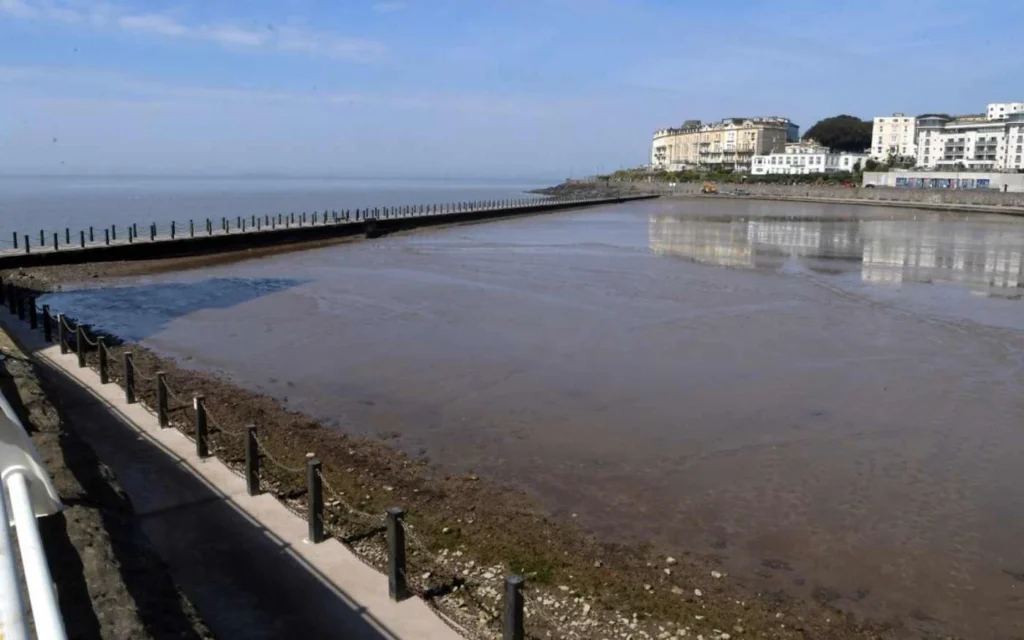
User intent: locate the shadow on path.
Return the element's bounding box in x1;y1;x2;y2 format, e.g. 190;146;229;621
32;356;402;640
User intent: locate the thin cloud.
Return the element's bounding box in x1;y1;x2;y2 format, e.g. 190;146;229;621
373;2;408;13
0;1;386;61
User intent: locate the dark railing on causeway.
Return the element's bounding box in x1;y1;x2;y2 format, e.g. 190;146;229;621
0;194;655;269
0;278;562;639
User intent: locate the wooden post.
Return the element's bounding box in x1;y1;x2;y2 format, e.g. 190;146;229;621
53;232;58;251
75;323;85;368
57;314;67;354
194;395;209;457
157;372;168;427
80;230;85;248
24;235;29;254
245;425;260;496
124;352;135;404
42;305;51;342
386;508;409;601
503;576;525;640
105;229;110;246
307;458;324;543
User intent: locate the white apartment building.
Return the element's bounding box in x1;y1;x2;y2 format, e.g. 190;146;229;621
751;141;868;175
987;102;1024;120
915;103;1024;171
871;113;916;160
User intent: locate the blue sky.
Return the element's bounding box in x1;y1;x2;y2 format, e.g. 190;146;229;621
2;0;1023;178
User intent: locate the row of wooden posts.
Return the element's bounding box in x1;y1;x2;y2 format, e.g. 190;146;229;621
0;278;529;639
5;195;592;255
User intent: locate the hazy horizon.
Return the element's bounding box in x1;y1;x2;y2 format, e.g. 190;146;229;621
3;0;1023;177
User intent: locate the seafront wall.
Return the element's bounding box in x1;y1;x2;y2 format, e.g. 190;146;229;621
546;180;1024;215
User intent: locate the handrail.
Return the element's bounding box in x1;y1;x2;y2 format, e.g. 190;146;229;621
0;377;66;640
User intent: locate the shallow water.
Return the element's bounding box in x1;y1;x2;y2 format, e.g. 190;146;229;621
43;198;1024;637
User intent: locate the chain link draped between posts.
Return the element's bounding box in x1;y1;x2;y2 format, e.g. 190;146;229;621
126;357;157;383
314;468;381;527
251;433;306;476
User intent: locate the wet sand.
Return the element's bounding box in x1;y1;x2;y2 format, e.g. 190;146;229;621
37;198;1024;638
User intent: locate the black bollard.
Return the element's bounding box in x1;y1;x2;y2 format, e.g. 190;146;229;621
65;228;70;245
386;508;409;601
89;226;94;243
11;232;16;249
157;372;168;427
128;227;134;244
76;323;85;368
42;305;51;342
150;224;155;241
98;337;108;384
307;457;324;543
105;229;110;246
190;220;194;237
28;298;36;329
111;225;116;241
24;235;29;254
124;352;135;404
194;394;209;457
57;314;67;354
53;232;58;251
245;424;260;496
133;223;138;239
39;230;44;247
80;230;85;248
503;576;525;640
171;221;176;239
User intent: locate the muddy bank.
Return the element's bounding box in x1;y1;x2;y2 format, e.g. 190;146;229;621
0;325;212;640
0;273;911;640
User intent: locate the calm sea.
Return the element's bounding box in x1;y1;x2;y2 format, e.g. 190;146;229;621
0;175;548;248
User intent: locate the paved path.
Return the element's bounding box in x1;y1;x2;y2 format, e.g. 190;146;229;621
1;308;464;640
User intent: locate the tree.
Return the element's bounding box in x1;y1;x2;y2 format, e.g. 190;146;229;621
803;115;873;152
864;158;881;172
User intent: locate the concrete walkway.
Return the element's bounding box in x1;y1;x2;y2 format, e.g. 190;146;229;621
0;308;463;640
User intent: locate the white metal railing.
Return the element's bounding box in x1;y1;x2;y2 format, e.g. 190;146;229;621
0;382;66;640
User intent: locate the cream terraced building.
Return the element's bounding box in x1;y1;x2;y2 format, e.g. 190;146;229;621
651;117;798;172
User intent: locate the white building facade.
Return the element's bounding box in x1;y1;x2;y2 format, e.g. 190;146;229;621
751;141;868;175
915;104;1024;171
987;102;1024;120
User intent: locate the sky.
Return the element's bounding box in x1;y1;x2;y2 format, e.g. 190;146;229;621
1;0;1023;179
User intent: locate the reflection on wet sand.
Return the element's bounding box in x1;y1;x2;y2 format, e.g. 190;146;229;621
650;215;1024;291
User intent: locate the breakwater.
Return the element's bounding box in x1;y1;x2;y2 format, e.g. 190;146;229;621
0;194;656;270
